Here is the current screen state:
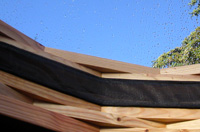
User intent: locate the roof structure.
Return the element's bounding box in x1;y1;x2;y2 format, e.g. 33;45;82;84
0;19;200;131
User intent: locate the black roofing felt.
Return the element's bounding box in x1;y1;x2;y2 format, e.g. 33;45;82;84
1;41;200;108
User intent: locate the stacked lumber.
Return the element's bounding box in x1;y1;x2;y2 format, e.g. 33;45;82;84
0;19;200;131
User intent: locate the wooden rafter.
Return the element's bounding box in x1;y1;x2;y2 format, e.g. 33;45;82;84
0;36;101;77
0;70;101;111
34;101;165;128
0;95;99;132
1;35;200;81
45;47;160;74
102;107;200;123
161;64;200;75
100;128;200;132
0;20;44;50
102;73;200;81
0;82;33;104
1;19;200;131
167;119;200;129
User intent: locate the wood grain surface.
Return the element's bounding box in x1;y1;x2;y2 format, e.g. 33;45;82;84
0;95;99;132
161;64;200;75
45;47;160;74
102;73;200;81
34;101;165;128
0;82;33;103
102;107;200;123
0;20;44;50
100;128;200;132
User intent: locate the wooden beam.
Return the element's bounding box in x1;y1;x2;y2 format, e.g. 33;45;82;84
161;64;200;75
101;107;200;123
0;20;44;51
0;82;33;104
102;73;200;81
0;36;101;77
34;101;165;128
0;94;99;132
167;119;200;129
100;128;200;132
0;70;101;111
0;20;159;75
45;47;160;74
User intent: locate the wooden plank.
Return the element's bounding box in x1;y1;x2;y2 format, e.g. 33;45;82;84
0;94;99;132
0;20;44;51
45;47;160;74
102;73;200;81
34;101;165;128
0;31;14;40
100;128;200;132
161;64;200;75
0;36;101;77
0;70;101;111
167;119;200;129
0;82;32;104
101;107;200;123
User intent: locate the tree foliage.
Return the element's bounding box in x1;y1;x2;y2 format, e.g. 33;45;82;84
152;27;200;68
152;0;200;68
189;0;200;17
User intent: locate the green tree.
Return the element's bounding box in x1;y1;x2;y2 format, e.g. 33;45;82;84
152;27;200;68
152;0;200;68
189;0;200;17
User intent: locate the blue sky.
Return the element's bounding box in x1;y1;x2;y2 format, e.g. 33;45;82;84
0;0;199;67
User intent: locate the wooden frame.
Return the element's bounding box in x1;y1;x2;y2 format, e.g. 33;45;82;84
0;95;99;132
0;20;44;50
34;101;165;128
45;47;160;74
102;73;200;81
101;106;200;123
1;19;200;132
160;64;200;75
0;36;101;77
0;70;100;111
100;128;200;132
